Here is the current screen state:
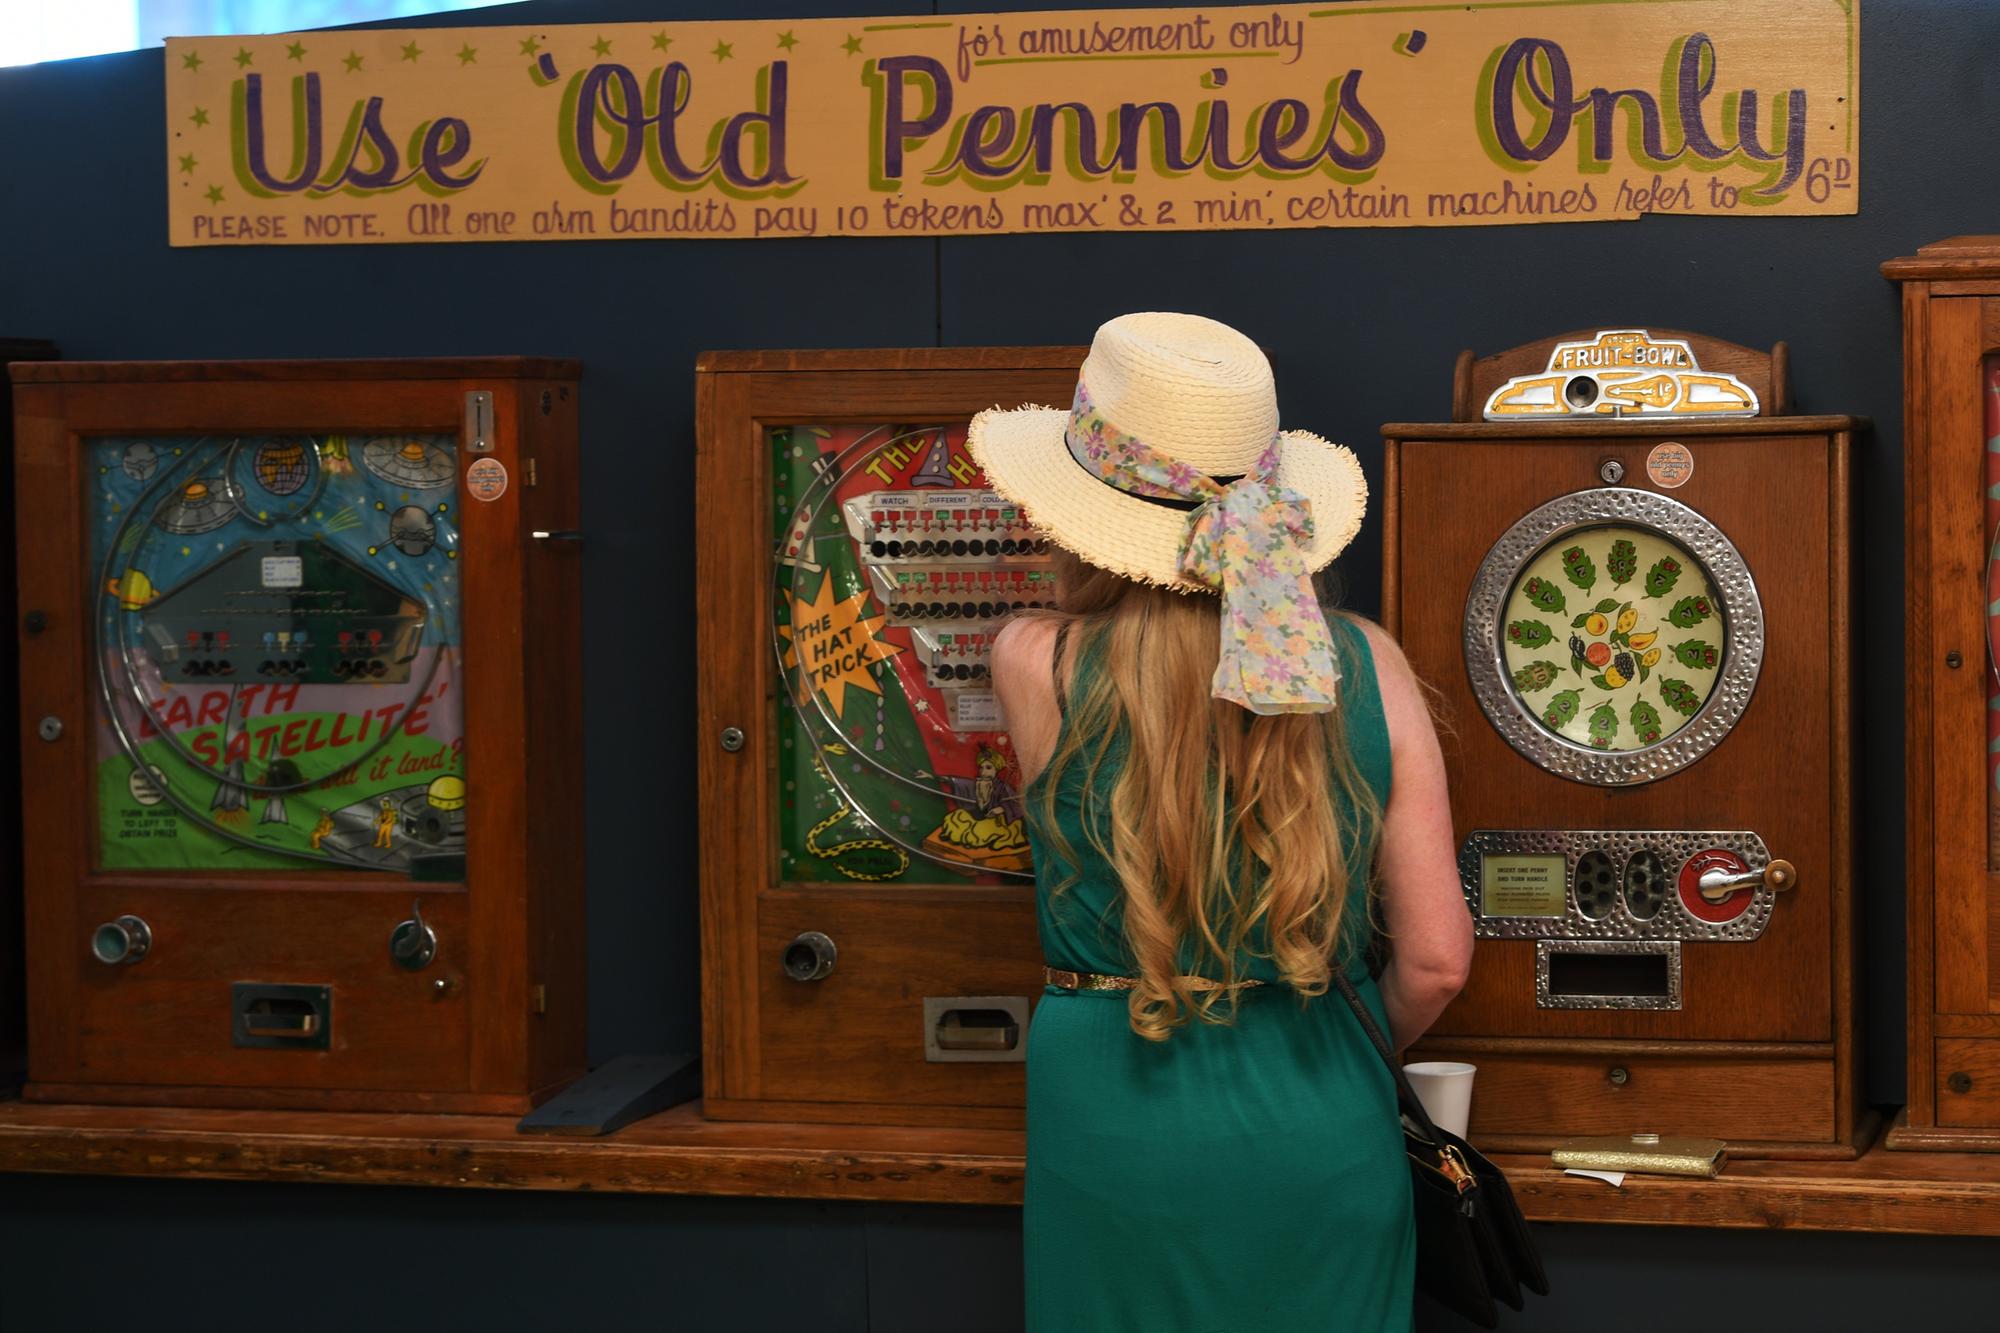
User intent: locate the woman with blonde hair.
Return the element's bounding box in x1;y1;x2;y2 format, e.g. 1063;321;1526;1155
973;313;1472;1331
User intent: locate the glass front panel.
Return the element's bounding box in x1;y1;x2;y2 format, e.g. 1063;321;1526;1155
771;423;1057;884
90;434;466;873
1501;523;1725;753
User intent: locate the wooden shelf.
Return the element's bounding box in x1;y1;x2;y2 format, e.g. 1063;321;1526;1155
1;1100;1995;1234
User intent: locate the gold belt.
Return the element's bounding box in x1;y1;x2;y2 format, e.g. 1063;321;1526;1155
1043;966;1264;993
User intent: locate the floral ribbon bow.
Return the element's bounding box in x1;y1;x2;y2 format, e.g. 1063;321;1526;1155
1066;382;1340;715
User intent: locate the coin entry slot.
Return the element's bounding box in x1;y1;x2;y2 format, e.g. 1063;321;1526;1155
232;982;332;1049
923;995;1029;1063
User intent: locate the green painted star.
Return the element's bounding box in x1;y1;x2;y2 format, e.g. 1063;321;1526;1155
204;184;225;204
591;36;613;57
777;31;798;51
342;51;364;72
181;50;202;72
285;41;307;62
457;44;478;65
401;41;423;63
519;35;541;56
232;46;253;68
651;31;673;52
711;39;733;61
177;153;197;174
842;34;863;56
188;106;210;128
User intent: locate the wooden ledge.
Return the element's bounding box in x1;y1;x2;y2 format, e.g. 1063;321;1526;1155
1;1100;1996;1234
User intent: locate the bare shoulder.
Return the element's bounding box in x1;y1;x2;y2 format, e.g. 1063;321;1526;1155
992;614;1071;780
1345;616;1429;745
992;613;1064;670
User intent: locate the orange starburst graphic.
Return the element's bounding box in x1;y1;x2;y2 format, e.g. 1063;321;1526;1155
778;573;904;719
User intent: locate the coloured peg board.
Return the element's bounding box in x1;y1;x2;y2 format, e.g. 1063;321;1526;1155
12;359;585;1114
774;428;1059;885
698;348;1084;1129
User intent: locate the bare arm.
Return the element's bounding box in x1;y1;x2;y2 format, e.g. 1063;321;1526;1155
1358;620;1473;1051
991;616;1067;786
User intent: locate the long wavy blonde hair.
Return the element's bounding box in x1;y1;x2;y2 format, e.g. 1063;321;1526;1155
1028;549;1382;1041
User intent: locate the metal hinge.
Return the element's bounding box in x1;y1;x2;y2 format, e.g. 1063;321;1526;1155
525;457;538;487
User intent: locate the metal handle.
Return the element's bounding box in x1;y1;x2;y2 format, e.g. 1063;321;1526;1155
90;915;151;965
531;529;584;542
390;900;438;971
1698;857;1795;903
242;1011;321;1038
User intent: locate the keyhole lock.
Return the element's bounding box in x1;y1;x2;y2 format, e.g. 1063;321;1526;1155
1599;459;1626;486
390;900;438;971
720;726;746;753
1948;1071;1974;1095
37;716;63;742
1608;1065;1631;1087
1947;651;1964;669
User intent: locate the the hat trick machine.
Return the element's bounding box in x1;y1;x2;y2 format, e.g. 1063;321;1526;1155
1384;329;1869;1157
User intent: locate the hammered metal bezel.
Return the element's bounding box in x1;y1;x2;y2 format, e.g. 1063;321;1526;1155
1536;939;1683;1010
1460;829;1775;942
1464;487;1763;786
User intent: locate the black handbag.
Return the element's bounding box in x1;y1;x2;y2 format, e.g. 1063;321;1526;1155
1333;973;1549;1328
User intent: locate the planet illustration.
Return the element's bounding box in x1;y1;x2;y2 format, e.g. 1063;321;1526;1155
426;774;466;810
153;477;236;534
105;567;158;609
388;505;437;556
361;437;453;489
253;440;311;496
121;442;158;482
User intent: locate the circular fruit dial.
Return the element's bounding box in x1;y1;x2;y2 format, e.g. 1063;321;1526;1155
1501;524;1725;753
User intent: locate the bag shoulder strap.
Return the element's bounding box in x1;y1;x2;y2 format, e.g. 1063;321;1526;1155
1332;972;1449;1146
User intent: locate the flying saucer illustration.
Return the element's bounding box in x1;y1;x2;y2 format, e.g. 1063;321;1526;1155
121;442;158;482
388;505;437;556
253;440;312;495
361;437;454;489
153;477;236;534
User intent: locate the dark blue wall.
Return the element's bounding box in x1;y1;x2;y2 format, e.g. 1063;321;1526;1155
4;0;2000;1327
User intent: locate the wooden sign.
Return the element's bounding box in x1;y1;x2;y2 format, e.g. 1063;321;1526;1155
164;1;1859;247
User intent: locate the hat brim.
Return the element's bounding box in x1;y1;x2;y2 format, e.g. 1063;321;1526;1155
965;405;1367;591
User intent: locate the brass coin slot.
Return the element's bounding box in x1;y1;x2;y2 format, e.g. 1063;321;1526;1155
923;995;1029;1063
232;982;332;1050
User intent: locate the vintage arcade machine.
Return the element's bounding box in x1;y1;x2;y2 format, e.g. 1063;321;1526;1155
1383;329;1868;1158
696;348;1082;1127
12;359;585;1112
1886;238;2000;1150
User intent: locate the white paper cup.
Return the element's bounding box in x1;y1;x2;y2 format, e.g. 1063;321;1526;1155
1402;1061;1476;1140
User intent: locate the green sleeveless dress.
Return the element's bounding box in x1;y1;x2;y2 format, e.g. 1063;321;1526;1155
1022;616;1412;1333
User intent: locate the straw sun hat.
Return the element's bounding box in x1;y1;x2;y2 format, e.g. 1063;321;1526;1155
966;312;1366;592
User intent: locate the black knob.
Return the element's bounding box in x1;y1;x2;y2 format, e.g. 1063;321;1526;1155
23;610;47;634
783;931;837;982
1948;1071;1974;1095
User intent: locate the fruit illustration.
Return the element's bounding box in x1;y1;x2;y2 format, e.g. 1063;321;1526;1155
1641;646;1661;668
1628;631;1657;651
1670;638;1719;670
1561;545;1596;590
1507;619;1555;648
1587;702;1619;748
1585;642;1612;668
1608;539;1637;586
1568;634;1589;675
1598;666;1628;689
1544;689;1582;729
1630;699;1663;744
1613;650;1636;679
1511;660;1563;693
1667;595;1713;628
1659;677;1701;716
1644;557;1682;598
1522;577;1566;613
1616;607;1638;635
1585;612;1608;636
